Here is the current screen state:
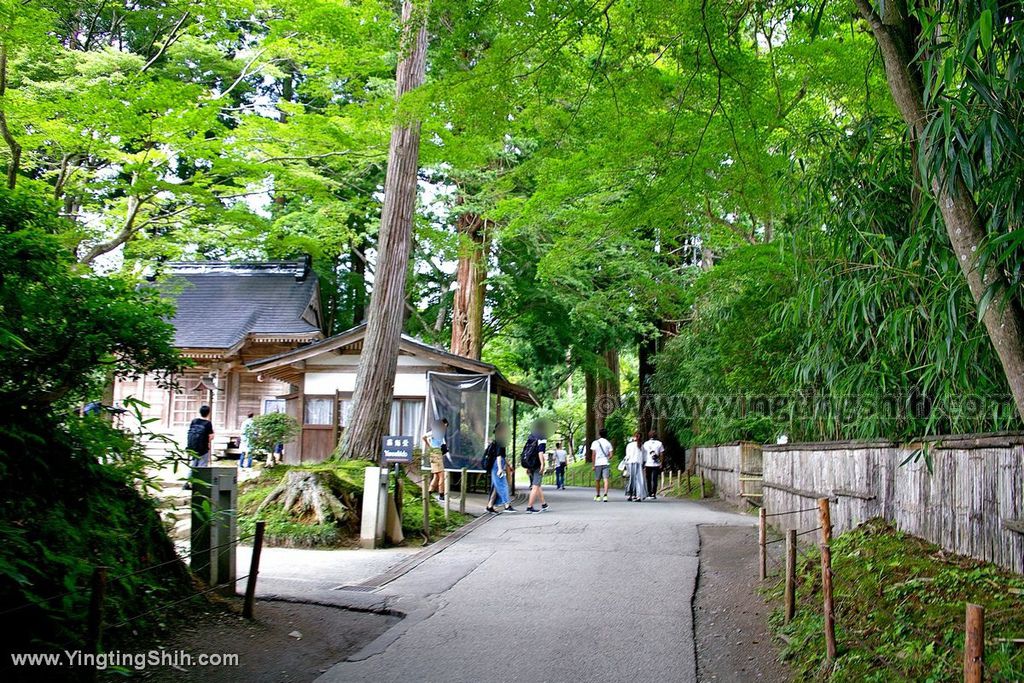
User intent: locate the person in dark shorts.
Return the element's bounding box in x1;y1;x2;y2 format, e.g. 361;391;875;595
523;422;549;513
184;405;214;490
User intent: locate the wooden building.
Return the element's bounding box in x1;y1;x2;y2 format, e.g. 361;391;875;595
112;259;323;455
246;324;539;464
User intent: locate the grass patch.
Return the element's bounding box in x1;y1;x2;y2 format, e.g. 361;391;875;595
764;518;1024;682
540;459;628;489
238;461;471;548
661;474;714;500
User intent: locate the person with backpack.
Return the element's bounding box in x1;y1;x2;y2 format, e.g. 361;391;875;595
590;428;613;502
184;405;215;489
484;423;516;513
522;421;548;513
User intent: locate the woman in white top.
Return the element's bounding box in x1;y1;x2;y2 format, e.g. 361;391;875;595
623;432;648;502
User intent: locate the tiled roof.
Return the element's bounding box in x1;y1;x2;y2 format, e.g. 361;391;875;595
153;259;322;349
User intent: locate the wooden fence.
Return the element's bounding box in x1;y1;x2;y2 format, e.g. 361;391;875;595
695;442;762;507
760;434;1024;575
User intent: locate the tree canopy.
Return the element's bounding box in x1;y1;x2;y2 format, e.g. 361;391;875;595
3;0;1023;446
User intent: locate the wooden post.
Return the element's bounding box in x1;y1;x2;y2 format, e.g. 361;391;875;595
395;465;404;522
686;471;692;494
964;603;984;683
243;521;265;619
86;566;108;661
699;472;706;499
444;471;451;520
818;498;837;660
758;507;767;581
421;473;430;538
459;467;468;514
784;529;797;623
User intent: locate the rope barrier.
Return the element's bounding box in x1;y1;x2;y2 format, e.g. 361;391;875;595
0;531;255;617
764;506;819;518
108;574;250;629
108;532;256;585
764;525;823;545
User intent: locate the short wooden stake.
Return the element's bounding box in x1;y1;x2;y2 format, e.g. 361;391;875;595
818;498;837;660
686;471;692;494
699;473;706;499
964;603;984;683
421;473;430;539
243;520;265;619
784;529;797;623
444;471;451;520
758;507;767;581
459;467;468;514
86;566;108;661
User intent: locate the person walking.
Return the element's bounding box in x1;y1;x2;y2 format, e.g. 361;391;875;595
184;404;214;489
422;417;449;502
642;430;665;500
553;441;568;489
624;432;648;502
590;428;613;502
484;423;516;513
523;422;549;513
238;412;254;469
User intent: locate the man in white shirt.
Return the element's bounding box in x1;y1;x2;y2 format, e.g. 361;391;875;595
590;428;613;502
553;442;568;489
642;430;665;500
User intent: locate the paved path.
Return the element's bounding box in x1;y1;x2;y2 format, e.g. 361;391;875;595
315;487;755;683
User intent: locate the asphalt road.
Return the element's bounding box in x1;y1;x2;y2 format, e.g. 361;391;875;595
317;487;755;683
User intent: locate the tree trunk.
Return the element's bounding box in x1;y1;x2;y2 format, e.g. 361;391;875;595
594;349;621;433
638;333;656;437
338;0;428;461
854;0;1024;421
585;367;597;451
449;212;489;359
0;44;22;189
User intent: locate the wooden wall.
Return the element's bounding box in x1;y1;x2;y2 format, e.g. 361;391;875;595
696;444;741;505
760;435;1024;575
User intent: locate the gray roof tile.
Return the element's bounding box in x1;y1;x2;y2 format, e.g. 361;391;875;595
154;260;322;349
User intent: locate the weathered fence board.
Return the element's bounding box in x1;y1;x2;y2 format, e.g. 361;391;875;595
758;435;1024;575
696;442;762;506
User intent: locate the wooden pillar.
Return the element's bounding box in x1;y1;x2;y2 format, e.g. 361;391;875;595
964;604;984;683
459;467;468;514
421;474;430;538
758;507;767;581
784;529;797;623
819;498;837;660
511;401;518;496
444;471;451;520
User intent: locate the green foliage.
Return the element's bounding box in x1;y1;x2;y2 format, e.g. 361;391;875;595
765;519;1024;681
778;119;1020;442
0;183;188;654
653;244;798;445
245;413;301;459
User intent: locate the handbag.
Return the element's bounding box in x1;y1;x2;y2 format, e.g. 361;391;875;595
618;459;629;475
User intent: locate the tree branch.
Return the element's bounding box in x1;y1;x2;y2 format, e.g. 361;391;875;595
78;192;150;264
0;44;22;189
140;11;191;73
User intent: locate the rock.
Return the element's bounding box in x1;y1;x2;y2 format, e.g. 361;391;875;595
289;630;303;640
